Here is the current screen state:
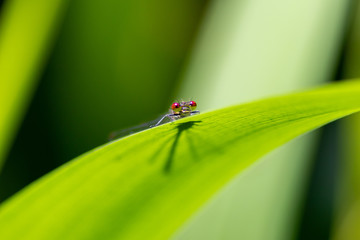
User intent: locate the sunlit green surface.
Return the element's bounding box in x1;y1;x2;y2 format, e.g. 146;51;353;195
0;80;360;239
0;0;68;168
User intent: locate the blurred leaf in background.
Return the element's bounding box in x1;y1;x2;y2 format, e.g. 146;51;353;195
0;0;68;169
173;0;351;239
42;0;209;160
333;0;360;239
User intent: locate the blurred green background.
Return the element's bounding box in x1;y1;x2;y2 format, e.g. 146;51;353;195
0;0;360;239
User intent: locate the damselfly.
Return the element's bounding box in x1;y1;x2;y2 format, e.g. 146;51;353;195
109;100;199;140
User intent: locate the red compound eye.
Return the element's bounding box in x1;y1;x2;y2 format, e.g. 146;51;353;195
189;101;197;110
171;102;181;111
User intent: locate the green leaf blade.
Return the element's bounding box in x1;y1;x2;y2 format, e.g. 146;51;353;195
0;0;68;168
1;80;360;239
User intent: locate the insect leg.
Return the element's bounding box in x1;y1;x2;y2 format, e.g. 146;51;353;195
151;114;176;127
190;110;200;115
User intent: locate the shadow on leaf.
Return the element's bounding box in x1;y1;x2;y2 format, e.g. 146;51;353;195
164;120;202;173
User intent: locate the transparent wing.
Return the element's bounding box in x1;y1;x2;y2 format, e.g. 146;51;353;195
108;114;172;141
108;110;200;141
